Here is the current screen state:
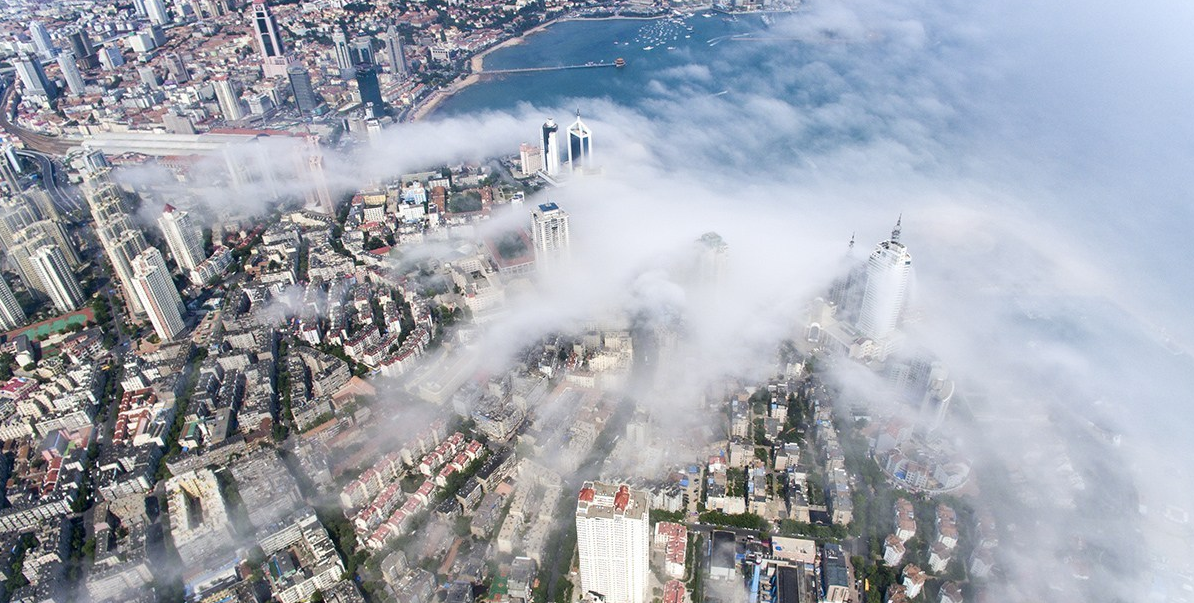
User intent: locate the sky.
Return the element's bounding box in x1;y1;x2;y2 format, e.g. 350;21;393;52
112;0;1194;596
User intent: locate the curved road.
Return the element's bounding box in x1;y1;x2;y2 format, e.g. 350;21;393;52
14;149;85;216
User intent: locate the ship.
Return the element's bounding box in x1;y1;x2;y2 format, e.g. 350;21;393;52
615;57;626;67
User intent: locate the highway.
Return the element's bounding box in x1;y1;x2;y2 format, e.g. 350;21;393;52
13;148;86;216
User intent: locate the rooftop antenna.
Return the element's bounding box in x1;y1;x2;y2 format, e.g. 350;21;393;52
892;215;902;244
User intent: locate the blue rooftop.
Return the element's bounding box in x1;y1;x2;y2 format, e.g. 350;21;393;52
538;202;559;211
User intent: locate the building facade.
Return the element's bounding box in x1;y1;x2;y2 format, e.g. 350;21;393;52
575;482;650;603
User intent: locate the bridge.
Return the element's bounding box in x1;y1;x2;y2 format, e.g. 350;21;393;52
478;62;620;76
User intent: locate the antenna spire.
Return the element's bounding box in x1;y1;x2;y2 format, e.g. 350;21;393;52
892;215;902;243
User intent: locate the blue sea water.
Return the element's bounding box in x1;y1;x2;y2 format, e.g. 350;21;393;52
435;15;768;117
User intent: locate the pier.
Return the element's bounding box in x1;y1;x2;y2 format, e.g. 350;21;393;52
479;62;620;76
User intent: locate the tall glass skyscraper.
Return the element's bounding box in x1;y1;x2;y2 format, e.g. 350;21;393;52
540;118;561;176
856;218;912;346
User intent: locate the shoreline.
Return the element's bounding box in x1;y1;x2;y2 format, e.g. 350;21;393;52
407;11;676;121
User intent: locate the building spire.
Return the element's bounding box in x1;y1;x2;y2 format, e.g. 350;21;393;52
848;232;855;251
891;215;902;244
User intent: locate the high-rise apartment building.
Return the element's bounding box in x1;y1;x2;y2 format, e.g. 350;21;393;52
519;143;542;177
212;76;245;122
31;244;84;313
146;0;170;25
385;25;408;78
540;118;561;176
856;218;912;347
87;179;150;316
29;22;55;58
132;247;186;340
355;65;383;109
575;482;650;603
56;50;86;96
158;204;205;271
14;53;56;100
530;202;570;264
0;277;26;330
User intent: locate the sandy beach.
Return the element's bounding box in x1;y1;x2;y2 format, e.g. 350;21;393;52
407;18;562;121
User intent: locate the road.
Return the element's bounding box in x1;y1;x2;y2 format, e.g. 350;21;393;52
14;148;86;216
0;76;81;155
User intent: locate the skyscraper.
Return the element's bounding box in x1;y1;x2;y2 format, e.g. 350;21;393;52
145;0;170;25
31;245;84;313
385;25;408;78
287;65;320;114
158;204;205;271
56;50;86;96
29;22;55;58
0;277;26;330
354;65;383;109
132;247;186;340
251;0;283;57
567;111;593;173
519;143;542;177
301;136;335;214
351;37;374;65
540;118;561;176
212;76;245;122
531;202;570;269
856;218;912;348
67;29;97;69
14;53;56;100
332;31;353;71
575;482;650;603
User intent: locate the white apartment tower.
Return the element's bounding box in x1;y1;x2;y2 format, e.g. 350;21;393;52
0;277;26;330
132;247;186;340
575;482;650;603
31;245;84;313
213;76;245;122
145;0;170;25
567;111;593;173
29;22;55;58
530;202;570;267
540;118;561;176
158;204;205;270
856;217;912;345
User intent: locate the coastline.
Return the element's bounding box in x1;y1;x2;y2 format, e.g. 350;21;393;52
407;11;675;121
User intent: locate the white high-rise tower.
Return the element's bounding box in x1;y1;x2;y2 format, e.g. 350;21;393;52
566;110;592;173
132;247;186;340
157;204;205;271
212;76;245;122
29;22;55;58
540;118;561;176
31;245;84;313
530;202;570;269
856;217;912;346
575;482;650;603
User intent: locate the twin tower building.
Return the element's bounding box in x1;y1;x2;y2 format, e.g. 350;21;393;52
537;112;593;177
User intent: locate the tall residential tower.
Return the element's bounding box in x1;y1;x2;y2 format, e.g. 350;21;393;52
575;482;650;603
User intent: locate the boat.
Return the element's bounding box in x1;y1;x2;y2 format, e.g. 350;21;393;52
615;57;626;67
643;46;654;50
